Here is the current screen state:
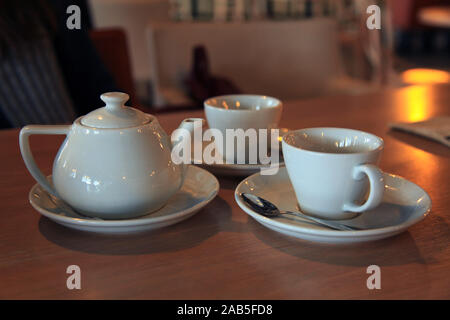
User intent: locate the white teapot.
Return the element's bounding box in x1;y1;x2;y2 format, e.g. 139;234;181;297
20;92;201;219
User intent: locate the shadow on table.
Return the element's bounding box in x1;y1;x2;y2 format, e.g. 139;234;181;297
246;214;449;267
388;130;450;158
216;175;246;191
39;195;232;255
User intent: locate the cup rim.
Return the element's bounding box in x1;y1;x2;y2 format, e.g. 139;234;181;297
204;94;282;112
282;127;384;156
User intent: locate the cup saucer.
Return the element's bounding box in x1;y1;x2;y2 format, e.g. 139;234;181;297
195;157;285;177
235;167;431;244
191;128;287;177
29;165;219;234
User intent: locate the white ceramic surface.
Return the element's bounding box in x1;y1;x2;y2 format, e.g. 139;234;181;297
235;167;431;244
19;92;198;219
282;128;384;220
204;94;282;163
29;166;219;234
81;92;149;128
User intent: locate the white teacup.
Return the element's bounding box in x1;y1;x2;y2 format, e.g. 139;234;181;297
282;128;384;220
204;94;282;164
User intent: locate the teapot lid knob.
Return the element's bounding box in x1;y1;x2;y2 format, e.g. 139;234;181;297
81;92;150;129
100;92;129;111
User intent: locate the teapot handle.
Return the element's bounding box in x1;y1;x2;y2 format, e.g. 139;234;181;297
19;125;71;197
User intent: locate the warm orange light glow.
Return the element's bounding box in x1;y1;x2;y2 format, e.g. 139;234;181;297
405;86;428;122
401;68;450;85
396;85;433;122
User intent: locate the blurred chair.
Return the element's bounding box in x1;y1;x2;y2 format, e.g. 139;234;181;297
89;27;139;107
89;27;193;114
89;0;172;97
147;19;376;109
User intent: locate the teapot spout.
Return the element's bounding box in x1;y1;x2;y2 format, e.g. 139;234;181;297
172;118;204;147
171;118;205;186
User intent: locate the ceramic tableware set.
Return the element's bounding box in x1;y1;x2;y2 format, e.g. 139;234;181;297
20;93;431;243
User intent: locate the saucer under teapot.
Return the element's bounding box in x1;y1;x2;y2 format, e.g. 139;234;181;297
29;165;219;233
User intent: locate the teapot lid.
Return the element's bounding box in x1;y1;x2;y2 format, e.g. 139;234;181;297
81;92;149;129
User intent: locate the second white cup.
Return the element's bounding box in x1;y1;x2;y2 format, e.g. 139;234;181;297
204;94;282;164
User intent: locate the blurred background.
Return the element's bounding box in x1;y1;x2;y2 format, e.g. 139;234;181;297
0;0;449;128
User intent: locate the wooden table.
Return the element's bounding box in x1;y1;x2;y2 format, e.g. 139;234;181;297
1;84;449;299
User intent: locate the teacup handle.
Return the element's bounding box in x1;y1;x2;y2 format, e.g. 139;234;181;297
342;164;384;213
19;125;71;197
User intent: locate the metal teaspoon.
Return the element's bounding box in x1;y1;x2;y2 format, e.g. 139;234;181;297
240;193;361;231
